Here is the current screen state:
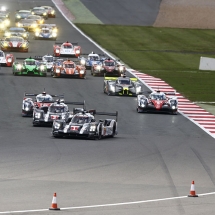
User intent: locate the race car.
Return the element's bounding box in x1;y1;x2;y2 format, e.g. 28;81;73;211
27;15;45;24
104;75;142;96
53;41;81;57
0;6;10;18
40;6;56;17
16;19;38;32
4;27;29;40
41;54;56;71
34;26;57;40
15;10;31;21
0;14;10;27
91;58;126;76
51;59;86;78
52;109;118;139
22;91;61;116
35;24;58;32
0;18;6;31
0;50;14;67
31;7;48;19
0;36;29;52
78;52;105;69
136;90;178;114
12;57;47;76
33;100;85;126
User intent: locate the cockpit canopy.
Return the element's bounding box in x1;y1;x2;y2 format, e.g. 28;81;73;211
88;55;99;61
117;78;131;85
63;45;72;49
150;93;166;100
25;60;36;65
71;115;92;124
49;105;67;113
36;94;53;102
104;61;115;66
64;63;74;68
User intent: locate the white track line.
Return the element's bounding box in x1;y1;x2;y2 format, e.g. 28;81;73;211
0;192;215;214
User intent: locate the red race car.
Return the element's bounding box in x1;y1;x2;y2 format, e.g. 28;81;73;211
53;41;81;57
51;59;86;79
91;58;126;77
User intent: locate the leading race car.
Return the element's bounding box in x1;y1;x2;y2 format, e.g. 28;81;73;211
22;91;62;116
12;57;47;76
31;7;48;19
53;41;81;57
0;50;14;67
136;90;178;114
104;75;142;96
40;6;56;17
52;108;118;139
91;58;126;77
51;59;86;78
0;36;29;52
33;100;85;126
78;52;106;69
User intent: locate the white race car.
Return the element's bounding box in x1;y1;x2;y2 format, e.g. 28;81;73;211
42;54;55;71
0;50;14;66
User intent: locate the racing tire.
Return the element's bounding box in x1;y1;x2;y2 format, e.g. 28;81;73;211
110;122;116;138
97;125;102;140
137;107;142;113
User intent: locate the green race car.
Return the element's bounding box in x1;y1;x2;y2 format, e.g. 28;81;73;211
12;57;47;76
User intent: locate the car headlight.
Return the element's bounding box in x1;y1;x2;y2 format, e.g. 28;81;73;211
5;32;10;37
1;6;6;11
141;103;145;107
172;106;176;110
7;58;12;63
52;32;57;37
97;65;101;70
119;66;124;71
80;59;85;65
51;10;55;14
35;113;41;118
40;65;45;71
110;85;115;92
3;42;8;47
16;15;21;19
35;32;40;36
17;23;22;27
17;64;22;70
39;20;43;24
90;125;96;131
4;19;10;26
53;28;57;32
23;33;27;37
56;68;60;73
32;12;35;15
43;12;47;16
54;122;61;129
80;70;85;74
32;23;37;28
75;49;80;54
136;86;141;93
0;23;5;28
56;49;60;53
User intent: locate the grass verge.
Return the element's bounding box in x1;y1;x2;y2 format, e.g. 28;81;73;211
75;24;215;102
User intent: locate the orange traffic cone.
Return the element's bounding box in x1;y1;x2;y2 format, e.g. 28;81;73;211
188;181;198;197
49;192;60;210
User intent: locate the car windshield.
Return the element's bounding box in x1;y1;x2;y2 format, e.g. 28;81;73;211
151;94;166;100
0;52;3;57
63;45;72;49
36;95;53;102
118;79;131;85
64;64;74;68
71;116;90;124
21;19;34;23
6;37;23;42
44;56;53;62
10;28;25;32
49;106;66;113
25;60;36;65
89;56;99;61
104;61;115;66
42;29;50;33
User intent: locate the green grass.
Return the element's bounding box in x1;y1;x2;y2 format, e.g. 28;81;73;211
76;24;215;102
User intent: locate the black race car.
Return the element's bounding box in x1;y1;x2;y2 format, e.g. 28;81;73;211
31;7;48;19
52;109;118;139
103;75;142;96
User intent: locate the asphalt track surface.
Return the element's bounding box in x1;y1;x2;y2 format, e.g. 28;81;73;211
0;0;215;214
80;0;162;26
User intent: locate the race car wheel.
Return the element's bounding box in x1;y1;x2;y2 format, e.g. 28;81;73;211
137;107;142;113
110;122;116;138
97;125;102;140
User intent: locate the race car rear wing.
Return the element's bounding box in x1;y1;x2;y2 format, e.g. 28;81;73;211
104;77;138;82
16;56;43;60
55;42;78;46
95;111;118;122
